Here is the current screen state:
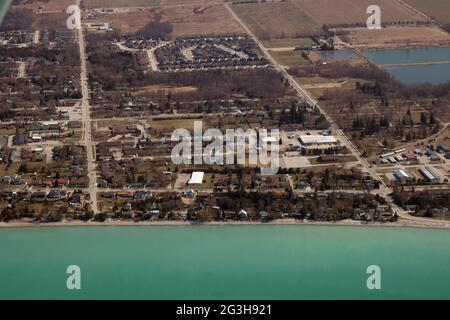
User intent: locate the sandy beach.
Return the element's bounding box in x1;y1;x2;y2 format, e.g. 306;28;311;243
1;217;450;230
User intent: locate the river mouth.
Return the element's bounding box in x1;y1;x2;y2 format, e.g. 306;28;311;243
362;47;450;85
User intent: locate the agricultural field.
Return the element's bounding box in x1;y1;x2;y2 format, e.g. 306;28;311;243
230;1;321;40
404;0;450;24
340;26;450;48
292;0;427;27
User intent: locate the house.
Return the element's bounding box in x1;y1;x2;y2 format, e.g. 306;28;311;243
238;209;248;219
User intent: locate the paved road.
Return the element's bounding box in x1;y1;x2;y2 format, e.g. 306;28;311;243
77;1;98;214
224;2;419;219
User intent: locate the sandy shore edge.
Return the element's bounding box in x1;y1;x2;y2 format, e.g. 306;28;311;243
1;218;450;230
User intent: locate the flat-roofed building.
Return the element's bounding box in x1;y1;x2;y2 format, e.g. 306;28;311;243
188;171;204;185
299;135;338;148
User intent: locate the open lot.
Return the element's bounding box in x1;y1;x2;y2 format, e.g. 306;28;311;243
262;38;316;49
97;4;243;36
84;0;221;8
158;5;243;38
84;0;161;8
404;0;450;24
230;1;321;40
340;26;450;47
292;0;427;26
269;50;310;67
11;0;74;12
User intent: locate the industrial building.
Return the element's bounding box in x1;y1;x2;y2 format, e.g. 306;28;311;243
299;135;338;148
419;167;440;183
393;169;413;182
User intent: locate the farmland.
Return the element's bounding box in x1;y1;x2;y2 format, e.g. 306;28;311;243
340;26;450;48
230;1;321;40
404;0;450;24
292;0;427;27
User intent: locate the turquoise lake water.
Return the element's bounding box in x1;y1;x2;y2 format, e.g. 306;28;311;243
0;1;12;24
363;47;450;85
0;225;450;300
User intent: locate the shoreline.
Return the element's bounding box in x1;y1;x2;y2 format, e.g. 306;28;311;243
1;218;450;231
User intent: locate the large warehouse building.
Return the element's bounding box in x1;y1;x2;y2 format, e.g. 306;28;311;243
299;135;338;148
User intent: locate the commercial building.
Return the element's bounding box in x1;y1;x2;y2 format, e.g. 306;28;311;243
419;167;440;183
299;135;338;148
188;171;204;185
393;169;412;182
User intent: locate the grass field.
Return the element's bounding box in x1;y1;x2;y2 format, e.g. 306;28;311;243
404;0;450;23
262;38;315;48
269;50;310;66
292;0;426;26
231;2;321;40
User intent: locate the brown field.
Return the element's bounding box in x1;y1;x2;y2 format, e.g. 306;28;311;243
230;2;321;40
404;0;450;24
262;38;316;49
89;10;155;33
84;0;161;8
84;0;221;8
157;4;243;38
292;0;426;26
34;12;69;30
12;0;74;12
92;5;242;36
342;26;450;47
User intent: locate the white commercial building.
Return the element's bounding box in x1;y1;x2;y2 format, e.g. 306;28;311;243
188;171;204;185
299;135;338;147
